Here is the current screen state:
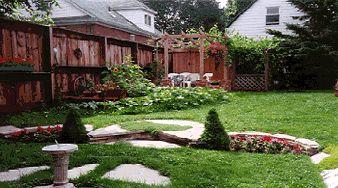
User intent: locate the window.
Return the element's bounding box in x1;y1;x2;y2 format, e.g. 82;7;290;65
266;7;279;25
145;14;151;26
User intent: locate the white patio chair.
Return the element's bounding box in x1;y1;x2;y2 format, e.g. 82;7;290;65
203;73;213;82
180;72;191;87
184;73;200;88
168;73;179;87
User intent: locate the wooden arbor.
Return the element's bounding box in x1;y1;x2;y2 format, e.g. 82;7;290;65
153;29;230;80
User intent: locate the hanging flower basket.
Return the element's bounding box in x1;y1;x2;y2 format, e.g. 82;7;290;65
204;42;227;59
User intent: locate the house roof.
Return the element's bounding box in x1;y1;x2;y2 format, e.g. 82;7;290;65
109;0;156;14
52;0;160;37
226;0;258;28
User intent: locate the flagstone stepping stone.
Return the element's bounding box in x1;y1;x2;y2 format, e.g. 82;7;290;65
0;166;50;182
127;140;181;148
321;168;338;188
0;125;24;137
88;124;128;137
102;164;170;185
68;164;99;179
84;124;93;132
163;129;204;140
236;131;272;137
311;152;331;164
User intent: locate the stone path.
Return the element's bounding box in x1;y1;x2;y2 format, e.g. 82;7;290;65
0;120;337;187
0;166;50;182
102;164;171;185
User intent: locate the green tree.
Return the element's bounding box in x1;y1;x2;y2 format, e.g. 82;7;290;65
0;0;60;25
267;0;337;57
140;0;225;34
267;0;338;89
60;109;89;143
200;108;230;150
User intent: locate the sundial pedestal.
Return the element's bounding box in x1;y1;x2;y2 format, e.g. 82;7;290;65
42;144;78;188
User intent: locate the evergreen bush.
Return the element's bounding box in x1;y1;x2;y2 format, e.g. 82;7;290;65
59;109;88;143
200;108;230;150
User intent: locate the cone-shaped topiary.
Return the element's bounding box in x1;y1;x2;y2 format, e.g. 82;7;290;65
60;109;88;143
200;108;230;150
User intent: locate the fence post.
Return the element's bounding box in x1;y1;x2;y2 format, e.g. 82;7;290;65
164;35;168;80
45;26;53;103
102;37;108;64
230;59;237;90
131;42;138;65
264;50;269;92
199;36;204;79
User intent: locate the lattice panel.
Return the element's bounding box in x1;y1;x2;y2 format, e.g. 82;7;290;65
235;74;265;90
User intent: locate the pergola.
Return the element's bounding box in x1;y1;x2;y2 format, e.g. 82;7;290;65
153;29;230;80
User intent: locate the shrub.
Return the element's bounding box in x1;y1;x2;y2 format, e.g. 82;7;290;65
200;108;230;150
59;109;88;143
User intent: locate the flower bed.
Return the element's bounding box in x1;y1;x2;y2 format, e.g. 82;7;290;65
230;135;303;155
9;125;62;143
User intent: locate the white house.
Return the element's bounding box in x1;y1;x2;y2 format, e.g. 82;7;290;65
227;0;304;39
109;0;157;34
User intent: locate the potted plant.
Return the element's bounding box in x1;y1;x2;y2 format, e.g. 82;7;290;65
210;79;221;85
90;81;126;99
0;56;34;71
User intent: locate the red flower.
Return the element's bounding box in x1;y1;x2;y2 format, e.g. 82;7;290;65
47;126;54;132
37;126;44;132
55;125;62;130
293;144;299;148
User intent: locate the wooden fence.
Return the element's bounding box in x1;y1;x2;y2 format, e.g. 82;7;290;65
0;18;163;112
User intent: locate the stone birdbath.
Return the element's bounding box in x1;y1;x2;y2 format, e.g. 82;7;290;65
42;142;78;188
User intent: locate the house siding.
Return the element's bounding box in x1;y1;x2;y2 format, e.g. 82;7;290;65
116;9;155;34
13;0;87;19
228;0;304;38
50;0;88;18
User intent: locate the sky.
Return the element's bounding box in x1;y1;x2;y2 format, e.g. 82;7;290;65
217;0;228;8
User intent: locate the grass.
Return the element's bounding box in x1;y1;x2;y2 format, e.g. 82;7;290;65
0;140;326;188
119;121;193;132
0;90;337;187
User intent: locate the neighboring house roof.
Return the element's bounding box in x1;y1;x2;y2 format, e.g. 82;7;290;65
52;0;160;37
226;0;258;28
109;0;156;14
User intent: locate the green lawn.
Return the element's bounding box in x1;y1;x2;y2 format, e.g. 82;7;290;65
0;139;326;188
1;90;336;187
